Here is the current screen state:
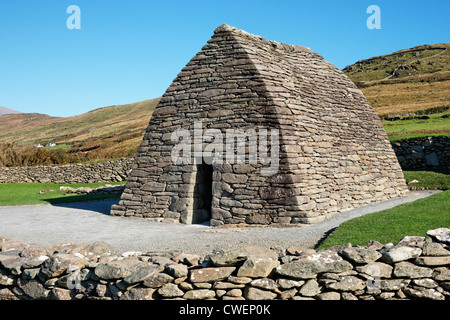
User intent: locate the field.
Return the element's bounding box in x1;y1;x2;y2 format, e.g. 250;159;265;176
362;79;449;117
403;168;450;190
315;167;450;248
382;112;450;142
317;190;450;249
0;181;126;206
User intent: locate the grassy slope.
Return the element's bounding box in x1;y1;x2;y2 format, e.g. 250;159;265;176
343;43;449;113
343;42;450;140
382;112;450;141
363;80;449;117
403;168;450;190
0;98;160;160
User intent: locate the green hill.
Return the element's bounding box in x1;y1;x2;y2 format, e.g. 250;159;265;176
343;43;449;117
0;98;159;165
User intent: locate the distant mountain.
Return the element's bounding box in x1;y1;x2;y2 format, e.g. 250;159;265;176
343;43;449;117
0;106;22;115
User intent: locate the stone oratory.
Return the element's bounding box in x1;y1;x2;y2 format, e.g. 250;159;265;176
111;24;408;226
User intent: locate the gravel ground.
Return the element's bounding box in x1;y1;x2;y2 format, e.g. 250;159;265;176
0;190;440;256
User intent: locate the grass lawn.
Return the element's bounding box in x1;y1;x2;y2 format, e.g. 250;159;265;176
382;112;450;142
0;181;126;206
317;190;450;249
403;168;450;190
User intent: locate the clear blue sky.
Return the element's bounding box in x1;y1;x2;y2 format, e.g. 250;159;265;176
0;0;448;117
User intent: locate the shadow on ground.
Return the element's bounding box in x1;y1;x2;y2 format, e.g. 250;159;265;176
45;197;119;215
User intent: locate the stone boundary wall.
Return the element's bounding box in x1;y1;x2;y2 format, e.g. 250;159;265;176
1;228;449;301
0;158;135;184
391;136;450;170
0;136;447;185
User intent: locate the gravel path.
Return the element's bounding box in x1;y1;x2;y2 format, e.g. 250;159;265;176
0;190;440;256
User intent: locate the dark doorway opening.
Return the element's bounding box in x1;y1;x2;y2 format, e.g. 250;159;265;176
192;161;213;224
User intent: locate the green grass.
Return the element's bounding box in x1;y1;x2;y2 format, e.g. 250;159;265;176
317;190;450;249
403;168;450;190
45;144;73;150
0;182;126;206
343;43;449;83
382;112;450;142
388;133;450;143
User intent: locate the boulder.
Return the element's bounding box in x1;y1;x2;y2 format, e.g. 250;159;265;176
422;239;450;256
0;269;14;286
316;292;341;300
183;289;216;300
157;283;184;298
124;264;164;284
427;228;450;244
403;287;445;300
18;279;50;300
393;261;433;278
414;256;450;266
298;279;321;297
275;258;352;279
143;272;174;288
236;257;279;278
40;254;87;279
94;257;144;280
165;263;188;278
355;262;393;278
382;246;422;263
189;267;235;283
244;287;277;300
250;278;278;291
341;247;382;264
209;250;248;266
326;276;366;292
120;288;156;300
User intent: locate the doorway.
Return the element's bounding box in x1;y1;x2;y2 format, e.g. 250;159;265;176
192;161;213;224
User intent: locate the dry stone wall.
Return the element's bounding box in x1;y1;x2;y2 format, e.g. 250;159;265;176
391;136;450;169
1;228;449;301
0;136;446;186
0;158;135;184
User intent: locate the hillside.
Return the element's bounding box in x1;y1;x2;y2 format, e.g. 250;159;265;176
0;98;160;164
343;43;450;117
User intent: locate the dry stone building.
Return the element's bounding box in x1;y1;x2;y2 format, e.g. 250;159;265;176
111;24;408;226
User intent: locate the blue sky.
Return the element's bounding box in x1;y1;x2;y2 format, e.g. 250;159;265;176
0;0;448;117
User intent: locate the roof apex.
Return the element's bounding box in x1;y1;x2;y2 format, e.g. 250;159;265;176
213;24;313;54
